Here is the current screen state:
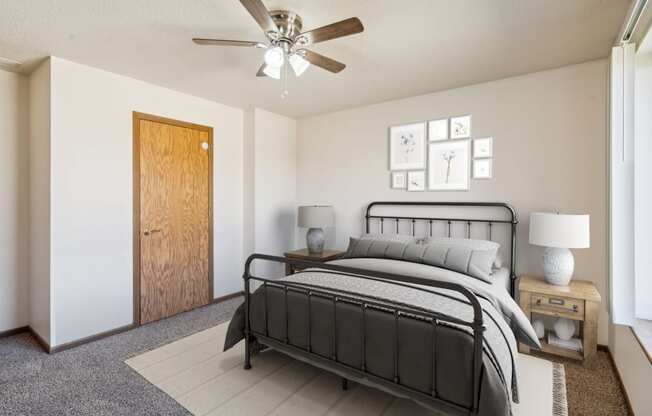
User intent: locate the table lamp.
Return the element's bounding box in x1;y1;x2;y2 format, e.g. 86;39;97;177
298;205;334;254
529;212;590;286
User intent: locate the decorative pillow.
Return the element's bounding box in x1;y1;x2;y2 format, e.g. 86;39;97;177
422;237;502;270
343;237;498;283
344;237;407;259
360;233;419;244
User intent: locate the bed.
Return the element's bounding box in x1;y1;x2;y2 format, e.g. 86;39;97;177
224;202;540;416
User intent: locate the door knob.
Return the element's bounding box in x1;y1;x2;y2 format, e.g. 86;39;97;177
143;228;162;236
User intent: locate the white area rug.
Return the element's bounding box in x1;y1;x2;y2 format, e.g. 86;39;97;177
126;321;567;416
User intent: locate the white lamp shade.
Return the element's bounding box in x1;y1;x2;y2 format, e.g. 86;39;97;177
262;65;281;79
529;212;590;249
298;206;334;228
289;54;310;76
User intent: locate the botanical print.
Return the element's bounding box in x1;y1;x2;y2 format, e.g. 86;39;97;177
473;158;492;179
428;118;448;141
428;140;470;190
450;115;471;139
391;171;407;189
473;137;493;158
389;122;426;170
407;171;426;191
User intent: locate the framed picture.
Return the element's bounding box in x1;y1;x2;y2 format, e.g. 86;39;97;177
473;137;493;158
428;118;448;141
450;115;471;139
428;140;470;191
391;171;407;189
407;171;426;191
389;122;427;170
473;159;493;179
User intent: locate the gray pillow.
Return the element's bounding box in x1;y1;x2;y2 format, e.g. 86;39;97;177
421;237;500;251
360;233;419;244
343;237;497;283
422;237;501;270
344;238;408;259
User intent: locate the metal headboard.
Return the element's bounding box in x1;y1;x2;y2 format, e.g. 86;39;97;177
365;201;519;296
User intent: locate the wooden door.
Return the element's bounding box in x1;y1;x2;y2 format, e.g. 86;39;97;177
134;112;213;325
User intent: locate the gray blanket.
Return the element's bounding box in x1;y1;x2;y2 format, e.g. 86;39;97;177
225;258;540;416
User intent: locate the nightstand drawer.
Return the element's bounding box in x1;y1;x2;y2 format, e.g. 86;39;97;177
531;294;584;319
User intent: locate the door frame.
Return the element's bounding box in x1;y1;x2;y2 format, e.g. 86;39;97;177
132;111;214;325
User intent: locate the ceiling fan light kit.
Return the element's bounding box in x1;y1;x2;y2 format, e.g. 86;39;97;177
193;0;364;97
262;64;280;79
264;46;284;68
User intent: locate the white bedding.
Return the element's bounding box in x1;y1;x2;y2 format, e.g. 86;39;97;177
491;267;512;293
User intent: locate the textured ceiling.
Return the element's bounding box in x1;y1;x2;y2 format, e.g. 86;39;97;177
0;0;631;117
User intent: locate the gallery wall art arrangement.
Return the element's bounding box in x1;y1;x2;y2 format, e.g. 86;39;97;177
389;115;494;191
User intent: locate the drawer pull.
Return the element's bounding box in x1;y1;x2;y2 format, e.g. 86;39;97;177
548;298;565;306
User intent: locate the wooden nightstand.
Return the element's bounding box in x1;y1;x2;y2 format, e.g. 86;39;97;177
518;275;601;362
283;249;345;276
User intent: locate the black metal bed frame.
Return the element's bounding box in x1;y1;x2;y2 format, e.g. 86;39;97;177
365;201;518;297
242;201;519;416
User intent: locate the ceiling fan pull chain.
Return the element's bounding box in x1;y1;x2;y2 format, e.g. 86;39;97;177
281;57;289;99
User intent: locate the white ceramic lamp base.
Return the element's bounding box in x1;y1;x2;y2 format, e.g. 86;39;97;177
542;247;574;286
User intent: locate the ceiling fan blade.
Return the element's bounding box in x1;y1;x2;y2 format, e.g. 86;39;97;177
298;17;363;45
300;50;346;73
193;38;264;47
239;0;277;35
256;63;267;77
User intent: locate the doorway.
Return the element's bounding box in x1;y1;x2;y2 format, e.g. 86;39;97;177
133;112;213;325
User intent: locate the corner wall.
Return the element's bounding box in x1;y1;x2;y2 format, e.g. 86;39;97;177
252;108;297;277
28;59;52;344
296;59;610;344
0;69;30;332
48;57;244;346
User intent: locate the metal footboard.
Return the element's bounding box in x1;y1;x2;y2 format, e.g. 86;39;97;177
242;253;487;416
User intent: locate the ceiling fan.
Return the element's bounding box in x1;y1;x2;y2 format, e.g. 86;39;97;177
192;0;364;84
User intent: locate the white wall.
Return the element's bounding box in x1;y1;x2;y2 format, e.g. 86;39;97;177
253;108;297;278
634;47;652;319
0;69;30;332
48;57;244;346
297;60;610;344
29;59;52;344
610;325;652;414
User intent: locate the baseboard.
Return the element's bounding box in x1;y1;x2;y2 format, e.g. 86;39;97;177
0;325;29;338
6;293;242;355
49;323;137;354
27;326;52;353
212;291;244;304
599;344;635;416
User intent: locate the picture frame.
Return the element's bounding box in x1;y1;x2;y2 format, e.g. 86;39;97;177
428;118;448;141
450;115;471;139
389;122;427;170
391;171;407;189
473;159;493;179
407;171;426;191
428;140;470;191
473;137;493;158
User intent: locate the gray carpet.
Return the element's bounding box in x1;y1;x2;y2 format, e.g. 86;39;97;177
0;297;242;416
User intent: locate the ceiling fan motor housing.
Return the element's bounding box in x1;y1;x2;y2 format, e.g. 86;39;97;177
269;10;303;39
